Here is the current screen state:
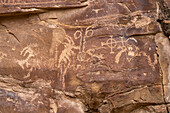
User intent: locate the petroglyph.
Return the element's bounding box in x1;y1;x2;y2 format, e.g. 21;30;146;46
58;35;79;74
101;36;117;54
138;51;158;70
0;52;7;62
101;36;138;63
92;9;103;14
50;28;67;68
57;34;80;90
87;48;104;59
126;44;139;62
16;44;40;78
17;46;35;69
135;16;151;28
115;48;127;63
74;26;93;51
51;28;79;90
74;26;94;61
51;27;94;90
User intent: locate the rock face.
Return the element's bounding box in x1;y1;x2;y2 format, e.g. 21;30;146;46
0;0;169;113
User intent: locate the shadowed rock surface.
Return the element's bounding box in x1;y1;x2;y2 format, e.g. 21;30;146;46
0;0;169;113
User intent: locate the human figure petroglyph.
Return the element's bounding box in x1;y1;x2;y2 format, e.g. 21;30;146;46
50;28;67;90
101;36;138;63
50;28;67;68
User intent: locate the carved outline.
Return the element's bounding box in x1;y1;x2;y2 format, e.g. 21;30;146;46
101;36;138;63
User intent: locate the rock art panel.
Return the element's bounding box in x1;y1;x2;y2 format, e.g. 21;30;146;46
0;0;169;113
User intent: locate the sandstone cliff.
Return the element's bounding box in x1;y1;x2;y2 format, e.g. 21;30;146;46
0;0;169;113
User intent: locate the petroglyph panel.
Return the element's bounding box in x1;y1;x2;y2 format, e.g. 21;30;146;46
0;0;166;112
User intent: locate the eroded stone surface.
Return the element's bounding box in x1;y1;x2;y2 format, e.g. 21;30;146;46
0;0;88;16
155;33;170;105
130;105;168;113
0;0;169;113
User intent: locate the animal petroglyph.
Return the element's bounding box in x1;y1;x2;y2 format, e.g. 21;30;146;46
16;44;40;78
58;35;79;75
101;36;138;63
0;52;7;62
50;27;94;90
17;46;35;69
51;28;79;90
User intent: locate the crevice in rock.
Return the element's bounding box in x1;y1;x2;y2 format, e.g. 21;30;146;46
128;32;162;37
113;102;169;111
20;4;88;11
0;23;20;43
89;32;162;41
128;31;161;37
156;0;170;112
106;84;162;99
0;0;89;17
111;102;169;113
156;46;170;113
97;84;163;112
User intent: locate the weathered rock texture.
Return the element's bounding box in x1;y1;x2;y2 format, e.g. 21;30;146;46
0;0;169;113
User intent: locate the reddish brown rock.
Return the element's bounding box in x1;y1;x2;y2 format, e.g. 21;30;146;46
0;0;169;113
155;33;170;104
0;0;88;16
